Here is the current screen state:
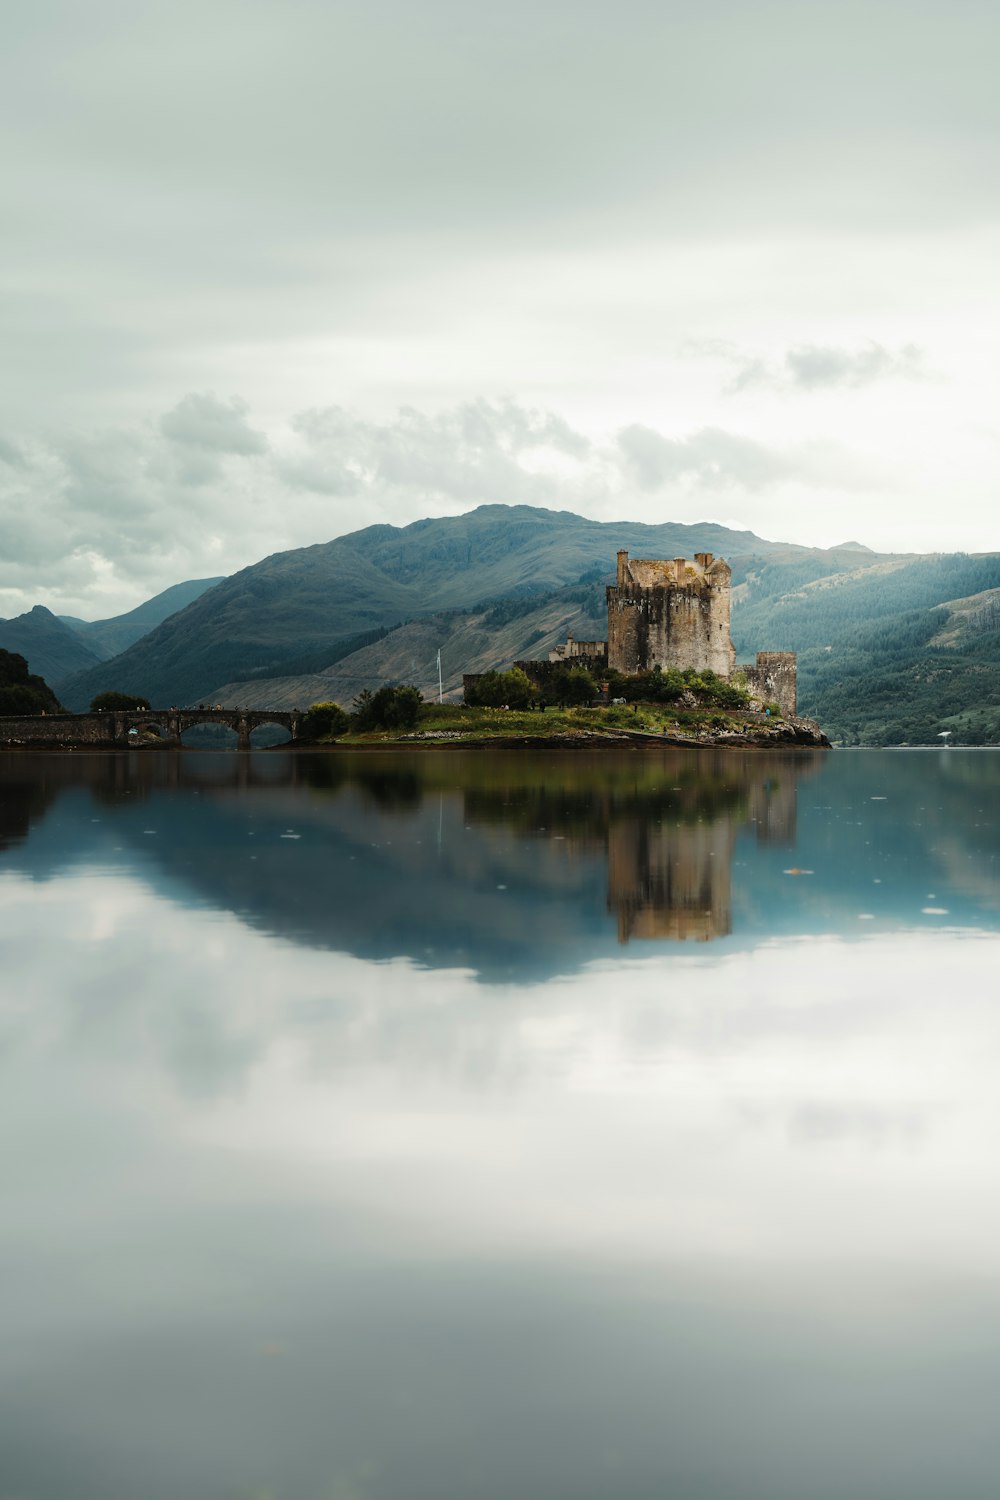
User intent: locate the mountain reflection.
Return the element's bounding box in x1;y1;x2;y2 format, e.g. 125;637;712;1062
0;749;824;976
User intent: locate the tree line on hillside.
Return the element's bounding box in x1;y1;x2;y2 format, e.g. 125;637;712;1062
733;554;1000;655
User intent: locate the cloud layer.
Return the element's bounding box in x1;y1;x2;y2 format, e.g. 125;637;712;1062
3;395;842;615
1;0;998;614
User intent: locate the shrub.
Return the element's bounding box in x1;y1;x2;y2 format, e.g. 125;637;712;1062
604;667;750;710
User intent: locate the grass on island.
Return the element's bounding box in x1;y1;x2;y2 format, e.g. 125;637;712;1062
321;700;779;745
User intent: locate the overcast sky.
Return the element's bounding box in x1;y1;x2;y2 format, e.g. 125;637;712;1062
1;0;997;618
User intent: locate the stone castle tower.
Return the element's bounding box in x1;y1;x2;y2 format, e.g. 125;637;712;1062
607;550;736;678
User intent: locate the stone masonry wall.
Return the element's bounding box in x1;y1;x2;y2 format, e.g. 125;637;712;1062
741;652;797;717
606;550;736;678
0;714;115;745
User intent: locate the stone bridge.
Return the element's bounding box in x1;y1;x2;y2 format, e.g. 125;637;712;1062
0;708;303;751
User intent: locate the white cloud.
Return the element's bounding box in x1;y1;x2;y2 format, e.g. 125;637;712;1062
0;391;905;619
159;393;268;457
280;398;593;503
722;341;929;394
616;423;797;491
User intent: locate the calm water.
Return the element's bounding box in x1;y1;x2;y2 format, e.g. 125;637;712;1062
2;746;1000;1499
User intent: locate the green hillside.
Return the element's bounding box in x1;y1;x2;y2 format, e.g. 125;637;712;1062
59;576;224;661
58;506;852;709
206;582;612;709
730;554;1000;743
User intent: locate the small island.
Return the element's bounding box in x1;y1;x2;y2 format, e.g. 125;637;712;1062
299;548;826;749
397;547;826;749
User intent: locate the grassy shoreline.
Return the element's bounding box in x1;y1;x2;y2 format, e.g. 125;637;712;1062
315;703;829;749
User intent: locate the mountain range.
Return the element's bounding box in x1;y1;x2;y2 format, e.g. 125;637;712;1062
0;577;223;687
52;507;877;709
6;505;1000;744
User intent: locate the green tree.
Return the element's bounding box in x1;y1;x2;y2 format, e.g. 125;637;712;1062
550;665;596;705
352;684;424;731
502;666;536;709
464;668;536;708
301;700;350;740
464;670;504;707
351;689;375;728
90;691;151;712
373;684;423;729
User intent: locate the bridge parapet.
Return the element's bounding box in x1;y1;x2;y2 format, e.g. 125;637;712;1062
0;708;303;750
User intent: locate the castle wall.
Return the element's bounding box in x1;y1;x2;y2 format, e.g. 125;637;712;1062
742;652;797;717
549;633;608;662
606;551;736;677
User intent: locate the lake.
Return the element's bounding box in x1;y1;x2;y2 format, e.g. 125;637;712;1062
2;746;999;1499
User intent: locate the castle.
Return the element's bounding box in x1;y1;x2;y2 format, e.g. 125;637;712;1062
525;548;797;716
607;549;735;677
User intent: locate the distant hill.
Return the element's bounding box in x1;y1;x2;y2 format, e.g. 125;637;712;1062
207;582;611;708
0;606;102;685
58;576;225;661
57;505;878;710
729;552;1000;743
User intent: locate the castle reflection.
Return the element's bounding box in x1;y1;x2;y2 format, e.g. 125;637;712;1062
608;768;798;941
0;747;821;966
453;751;807;944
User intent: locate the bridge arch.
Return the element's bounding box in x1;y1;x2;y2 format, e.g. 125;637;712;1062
178;717;240;749
124;717;172;743
248;718;294;748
